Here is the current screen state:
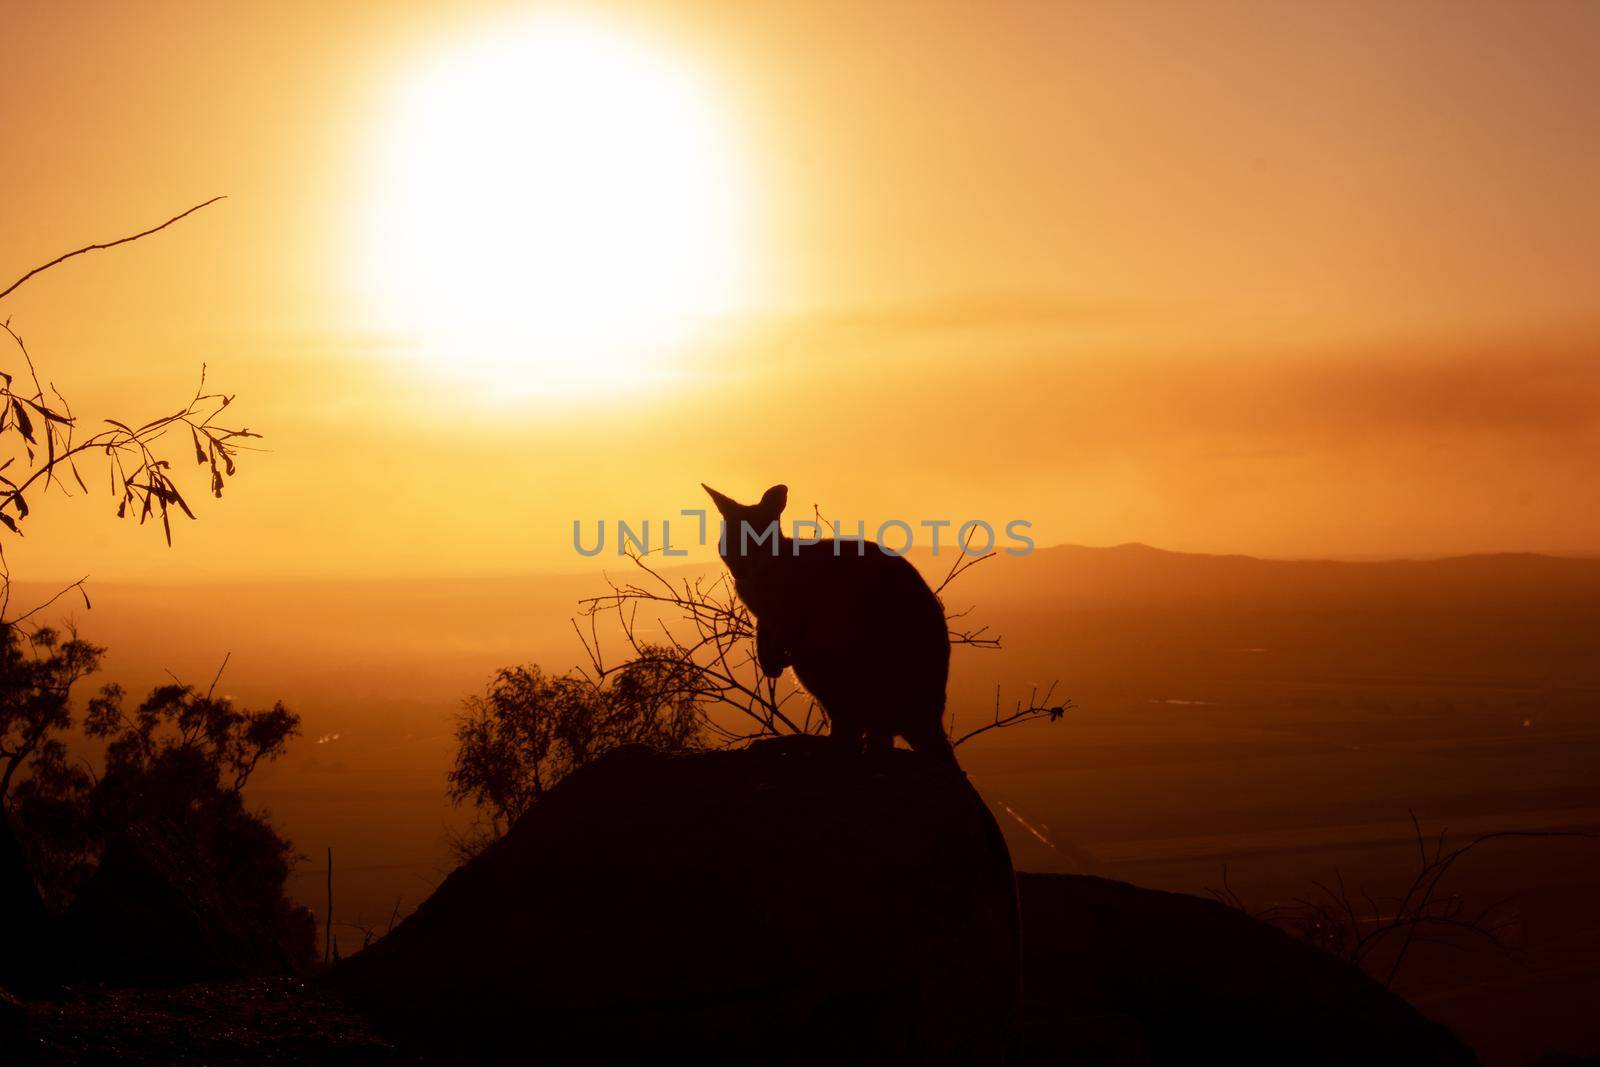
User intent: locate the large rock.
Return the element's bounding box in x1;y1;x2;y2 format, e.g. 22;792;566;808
1018;872;1478;1065
336;738;1021;1062
334;737;1478;1064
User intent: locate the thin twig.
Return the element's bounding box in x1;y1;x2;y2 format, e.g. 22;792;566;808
206;651;232;701
3;575;91;627
0;197;226;304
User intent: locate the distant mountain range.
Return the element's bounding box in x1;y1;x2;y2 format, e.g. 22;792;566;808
943;543;1600;694
959;541;1600;607
14;543;1600;704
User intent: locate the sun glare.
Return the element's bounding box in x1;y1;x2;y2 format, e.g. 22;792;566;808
360;13;752;395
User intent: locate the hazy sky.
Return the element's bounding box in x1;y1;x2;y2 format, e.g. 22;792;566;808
3;0;1597;580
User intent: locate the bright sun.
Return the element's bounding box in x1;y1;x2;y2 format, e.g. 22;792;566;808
360;13;752;394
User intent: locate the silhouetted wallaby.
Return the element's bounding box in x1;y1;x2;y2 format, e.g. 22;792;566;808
703;483;957;765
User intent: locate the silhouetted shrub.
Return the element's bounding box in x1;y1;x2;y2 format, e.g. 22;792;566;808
447;648;703;857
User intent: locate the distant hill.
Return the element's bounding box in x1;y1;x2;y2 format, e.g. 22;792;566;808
15;543;1600;703
939;544;1600;693
960;541;1600;609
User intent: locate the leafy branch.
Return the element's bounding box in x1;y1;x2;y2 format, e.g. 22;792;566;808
0;196;254;559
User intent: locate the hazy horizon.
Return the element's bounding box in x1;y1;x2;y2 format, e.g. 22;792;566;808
11;538;1600;591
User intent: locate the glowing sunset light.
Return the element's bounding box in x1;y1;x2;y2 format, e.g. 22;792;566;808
358;12;754;394
7;8;1600;1060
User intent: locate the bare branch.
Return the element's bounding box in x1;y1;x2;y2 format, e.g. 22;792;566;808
1210;820;1600;987
952;681;1073;747
0;196;226;304
3;576;91;628
205;651;232;701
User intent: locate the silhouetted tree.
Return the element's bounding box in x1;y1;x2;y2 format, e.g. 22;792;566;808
8;662;306;903
86;678;300;804
82;679;312;968
0;199;278;981
0;626;104;800
0;626;105;903
0;626;107;980
447;649;704;858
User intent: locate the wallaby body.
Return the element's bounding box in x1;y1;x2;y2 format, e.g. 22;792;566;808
703;484;956;765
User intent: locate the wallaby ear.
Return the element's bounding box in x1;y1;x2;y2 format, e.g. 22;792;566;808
702;483;737;517
759;484;788;516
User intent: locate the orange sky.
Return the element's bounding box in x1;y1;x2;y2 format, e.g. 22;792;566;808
2;0;1598;581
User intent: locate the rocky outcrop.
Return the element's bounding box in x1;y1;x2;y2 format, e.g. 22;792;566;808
336;738;1021;1062
1018;873;1478;1065
332;735;1479;1064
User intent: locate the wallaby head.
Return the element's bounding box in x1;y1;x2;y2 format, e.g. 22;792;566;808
702;483;787;575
